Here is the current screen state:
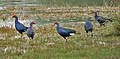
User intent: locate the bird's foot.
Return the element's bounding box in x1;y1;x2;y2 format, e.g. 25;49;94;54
65;40;67;42
91;34;93;37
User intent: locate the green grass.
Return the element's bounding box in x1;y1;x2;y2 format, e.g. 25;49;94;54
0;1;120;58
0;17;120;59
0;0;120;6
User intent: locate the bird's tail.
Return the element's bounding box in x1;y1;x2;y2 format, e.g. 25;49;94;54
72;30;76;34
70;33;75;35
70;30;76;35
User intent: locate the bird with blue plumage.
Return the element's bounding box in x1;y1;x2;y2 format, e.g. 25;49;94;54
26;21;35;39
94;11;112;26
84;17;93;36
54;20;76;42
12;13;28;38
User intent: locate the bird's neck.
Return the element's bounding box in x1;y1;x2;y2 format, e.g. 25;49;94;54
56;24;60;31
14;16;19;23
95;13;98;18
87;18;91;21
30;23;33;28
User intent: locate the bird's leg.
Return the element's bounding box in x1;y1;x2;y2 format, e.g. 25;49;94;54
27;39;30;44
91;32;93;37
65;38;67;42
85;33;88;37
100;24;102;27
29;37;31;40
63;37;67;42
21;34;23;39
86;31;89;37
85;31;88;37
29;37;33;40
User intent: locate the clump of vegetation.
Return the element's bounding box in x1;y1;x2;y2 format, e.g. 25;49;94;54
114;15;120;36
0;27;16;38
0;27;14;33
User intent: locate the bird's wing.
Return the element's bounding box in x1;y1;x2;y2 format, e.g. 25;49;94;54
97;16;109;20
99;16;112;22
100;16;109;20
84;21;93;30
96;16;106;23
26;28;35;35
16;23;28;30
60;27;76;33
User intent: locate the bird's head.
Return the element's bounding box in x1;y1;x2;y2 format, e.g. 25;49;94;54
92;11;99;15
31;21;36;24
94;12;97;15
54;21;59;25
30;21;36;27
53;20;59;26
11;12;17;18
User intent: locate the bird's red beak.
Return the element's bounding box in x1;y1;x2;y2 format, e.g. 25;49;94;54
32;21;36;24
12;15;15;18
11;12;16;18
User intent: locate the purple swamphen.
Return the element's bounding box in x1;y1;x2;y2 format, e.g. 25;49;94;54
54;21;76;42
12;13;28;38
84;17;93;36
26;21;35;39
94;12;112;26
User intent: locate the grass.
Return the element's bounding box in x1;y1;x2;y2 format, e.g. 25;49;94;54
0;1;120;58
0;16;120;59
1;0;119;6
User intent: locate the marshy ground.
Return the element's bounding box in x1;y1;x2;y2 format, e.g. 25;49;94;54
0;0;120;59
0;17;120;59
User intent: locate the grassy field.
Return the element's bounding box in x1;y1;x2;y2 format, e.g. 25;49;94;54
0;0;119;6
0;15;120;59
0;0;120;59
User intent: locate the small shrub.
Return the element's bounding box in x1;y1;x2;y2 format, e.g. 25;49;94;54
114;16;120;36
